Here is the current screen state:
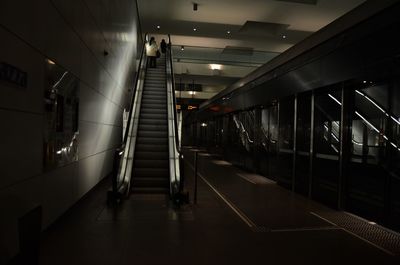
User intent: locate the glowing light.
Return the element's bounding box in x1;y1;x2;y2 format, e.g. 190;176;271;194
328;94;341;105
355;111;380;133
355;90;364;96
227;30;231;34
201;123;207;127
331;144;339;153
46;59;56;65
53;71;68;88
156;25;160;29
352;140;363;146
193;28;197;31
331;133;339;142
209;64;222;70
364;94;387;114
391;115;400;125
189;91;196;95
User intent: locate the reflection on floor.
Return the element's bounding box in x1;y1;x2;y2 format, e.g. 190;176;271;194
39;147;400;265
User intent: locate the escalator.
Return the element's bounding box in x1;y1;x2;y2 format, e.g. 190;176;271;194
109;35;183;202
132;54;169;193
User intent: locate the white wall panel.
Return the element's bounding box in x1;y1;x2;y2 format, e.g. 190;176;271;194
76;149;114;198
0;110;43;190
0;176;42;263
41;163;78;226
0;27;44;114
79;83;123;126
0;0;138;262
78;121;121;159
0;0;83;77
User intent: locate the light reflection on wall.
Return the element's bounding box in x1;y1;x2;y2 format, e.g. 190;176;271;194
78;18;139;181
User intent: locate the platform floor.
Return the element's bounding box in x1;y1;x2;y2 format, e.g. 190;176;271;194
39;147;400;265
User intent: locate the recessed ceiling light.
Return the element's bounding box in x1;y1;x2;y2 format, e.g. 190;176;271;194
46;59;55;65
363;80;367;83
227;30;231;34
282;35;286;39
181;46;185;51
193;28;197;31
210;64;222;70
157;25;160;29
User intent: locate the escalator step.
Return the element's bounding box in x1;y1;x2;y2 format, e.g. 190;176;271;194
140;103;167;110
132;177;169;188
135;151;169;160
138;124;168;132
142;95;166;100
146;77;165;80
134;168;169;178
137;130;168;138
143;90;166;95
141;99;167;104
140;108;167;115
139;118;167;125
134;159;168;168
139;113;167;120
135;143;168;152
135;137;167;145
131;187;169;194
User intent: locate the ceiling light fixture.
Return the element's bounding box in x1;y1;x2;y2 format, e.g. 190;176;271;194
227;30;231;34
193;28;197;31
46;59;56;65
282;35;287;39
181;46;185;51
156;25;160;29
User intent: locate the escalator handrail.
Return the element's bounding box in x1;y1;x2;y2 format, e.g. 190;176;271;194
123;34;147;145
167;34;181;153
165;34;184;198
114;33;148;194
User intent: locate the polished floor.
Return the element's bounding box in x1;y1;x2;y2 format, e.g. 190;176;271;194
39;147;400;265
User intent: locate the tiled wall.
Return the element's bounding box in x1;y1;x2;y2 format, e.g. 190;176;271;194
0;0;139;262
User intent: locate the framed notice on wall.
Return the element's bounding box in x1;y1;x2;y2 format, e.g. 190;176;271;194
43;59;79;170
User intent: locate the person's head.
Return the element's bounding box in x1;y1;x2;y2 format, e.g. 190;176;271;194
150;37;155;44
161;39;166;43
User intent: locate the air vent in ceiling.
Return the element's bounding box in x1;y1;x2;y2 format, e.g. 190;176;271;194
222;46;254;56
239;21;289;36
275;0;318;5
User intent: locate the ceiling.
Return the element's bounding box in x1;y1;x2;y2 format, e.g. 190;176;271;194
136;0;367;101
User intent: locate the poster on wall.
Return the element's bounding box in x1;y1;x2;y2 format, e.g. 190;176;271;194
43;59;79;171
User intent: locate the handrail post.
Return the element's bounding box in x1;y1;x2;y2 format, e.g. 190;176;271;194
194;151;198;204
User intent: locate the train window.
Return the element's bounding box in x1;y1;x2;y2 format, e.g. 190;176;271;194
352;83;389;164
312;87;342;207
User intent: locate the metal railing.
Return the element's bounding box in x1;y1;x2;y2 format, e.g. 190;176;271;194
166;35;184;202
233;113;254;152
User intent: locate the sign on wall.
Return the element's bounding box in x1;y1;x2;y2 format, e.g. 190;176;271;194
0;62;27;88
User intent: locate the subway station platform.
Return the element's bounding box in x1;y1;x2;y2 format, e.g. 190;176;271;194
37;147;400;265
